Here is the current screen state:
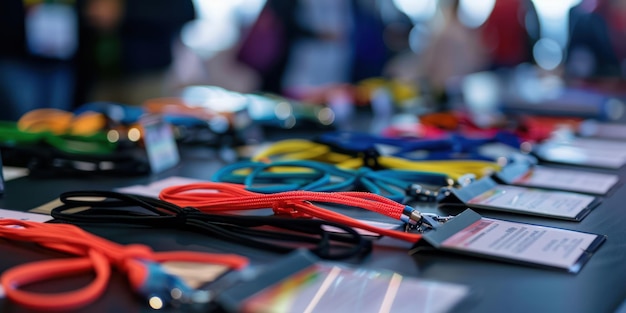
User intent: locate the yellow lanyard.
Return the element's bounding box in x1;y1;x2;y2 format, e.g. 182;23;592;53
17;108;107;137
251;139;501;181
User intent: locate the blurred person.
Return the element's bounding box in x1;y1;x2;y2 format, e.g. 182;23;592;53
235;0;296;95
76;0;196;105
479;0;539;69
349;0;391;83
565;0;626;91
279;0;354;98
0;0;195;122
237;0;355;98
0;0;78;121
414;0;491;107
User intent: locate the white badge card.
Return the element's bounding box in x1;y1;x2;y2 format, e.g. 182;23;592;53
140;115;180;174
579;120;626;140
419;210;605;273
496;163;620;195
445;177;600;221
533;138;626;169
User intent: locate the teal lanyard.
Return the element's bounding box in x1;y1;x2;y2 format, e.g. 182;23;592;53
212;160;452;203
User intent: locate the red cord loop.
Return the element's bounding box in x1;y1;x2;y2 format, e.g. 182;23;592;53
159;182;423;243
119;244;154;260
0;219;248;311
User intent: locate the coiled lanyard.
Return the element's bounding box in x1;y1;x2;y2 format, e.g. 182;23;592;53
159;182;432;243
51;191;371;260
252;139;501;180
0;219;248;311
211;159;453;202
0;120;116;156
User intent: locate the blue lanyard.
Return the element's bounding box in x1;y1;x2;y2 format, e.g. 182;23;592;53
211;160;451;203
315;130;522;161
73;102;144;124
73;102;210;127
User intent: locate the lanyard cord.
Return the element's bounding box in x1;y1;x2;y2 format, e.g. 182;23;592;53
252;139;500;180
0;219;248;311
0;120;116;155
159;182;425;243
51;191;371;260
1;143;151;177
13;108;116;154
212;159;453;202
316;130;522;161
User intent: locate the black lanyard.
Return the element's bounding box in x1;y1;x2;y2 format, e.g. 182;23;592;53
50;190;372;260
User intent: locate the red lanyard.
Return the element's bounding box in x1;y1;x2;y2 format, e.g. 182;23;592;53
0;219;248;311
159;182;424;243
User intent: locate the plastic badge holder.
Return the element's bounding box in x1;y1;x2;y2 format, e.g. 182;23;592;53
217;250;470;313
532;136;626;169
440;176;601;221
579;119;626;140
416;209;606;273
494;161;620;195
139;114;180;174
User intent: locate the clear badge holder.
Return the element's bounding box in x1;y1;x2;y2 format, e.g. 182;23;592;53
414;209;605;274
494;160;620;195
440;176;601;221
139;114;181;174
216;250;471;313
532;136;626;169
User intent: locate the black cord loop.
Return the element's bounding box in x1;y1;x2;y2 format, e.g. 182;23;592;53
51;190;372;260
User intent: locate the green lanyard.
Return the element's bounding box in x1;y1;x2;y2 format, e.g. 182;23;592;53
0;121;117;155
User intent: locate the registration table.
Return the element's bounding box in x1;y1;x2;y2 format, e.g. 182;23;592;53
1;145;626;313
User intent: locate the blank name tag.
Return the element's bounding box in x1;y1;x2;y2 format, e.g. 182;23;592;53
443;177;600;221
140;115;180;174
496;163;619;195
533;137;626;169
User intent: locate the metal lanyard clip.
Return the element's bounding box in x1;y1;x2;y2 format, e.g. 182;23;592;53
405;212;455;233
404;173;481;205
405;183;455;203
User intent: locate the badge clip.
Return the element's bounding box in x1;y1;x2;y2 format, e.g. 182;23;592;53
405;212;456;233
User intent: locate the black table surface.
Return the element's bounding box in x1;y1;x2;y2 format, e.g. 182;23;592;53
1;145;625;313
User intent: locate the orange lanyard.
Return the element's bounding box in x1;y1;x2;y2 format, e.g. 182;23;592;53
0;219;248;311
159;182;425;243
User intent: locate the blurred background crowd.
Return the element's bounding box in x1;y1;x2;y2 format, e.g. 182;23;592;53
1;0;626;128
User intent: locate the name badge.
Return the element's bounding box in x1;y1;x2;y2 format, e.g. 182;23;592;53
533;137;626;169
442;177;600;221
417;210;605;273
140;115;180;173
218;250;470;313
495;162;619;195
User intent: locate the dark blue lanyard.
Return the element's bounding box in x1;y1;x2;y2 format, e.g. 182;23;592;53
74;102;211;127
315;130;522;161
